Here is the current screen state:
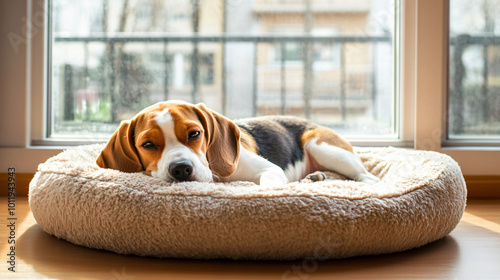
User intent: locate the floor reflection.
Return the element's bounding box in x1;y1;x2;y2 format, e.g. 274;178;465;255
17;224;460;280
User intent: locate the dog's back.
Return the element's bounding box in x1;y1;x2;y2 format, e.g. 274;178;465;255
235;116;317;170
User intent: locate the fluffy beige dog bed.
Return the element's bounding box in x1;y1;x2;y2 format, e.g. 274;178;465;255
29;144;466;260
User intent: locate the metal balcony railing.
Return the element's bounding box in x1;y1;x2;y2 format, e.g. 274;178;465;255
449;34;500;135
54;34;392;124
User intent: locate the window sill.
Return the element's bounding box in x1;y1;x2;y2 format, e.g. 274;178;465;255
0;147;63;173
4;139;499;174
442;140;500;150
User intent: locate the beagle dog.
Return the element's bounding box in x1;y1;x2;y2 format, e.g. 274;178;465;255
96;101;379;186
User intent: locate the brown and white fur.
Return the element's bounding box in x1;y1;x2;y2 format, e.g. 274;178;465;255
96;101;380;186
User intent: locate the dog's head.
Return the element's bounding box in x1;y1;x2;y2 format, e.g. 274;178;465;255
96;101;241;182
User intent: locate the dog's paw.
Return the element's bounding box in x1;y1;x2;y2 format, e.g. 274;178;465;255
357;172;380;184
259;167;288;187
305;171;327;182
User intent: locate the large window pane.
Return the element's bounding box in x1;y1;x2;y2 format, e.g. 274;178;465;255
449;0;500;139
49;0;398;139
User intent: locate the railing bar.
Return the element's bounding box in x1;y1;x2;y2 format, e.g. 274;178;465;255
63;64;74;121
109;42;117;123
372;42;378;120
191;46;199;103
303;0;312;119
54;35;392;43
163;41;169;100
450;35;500;44
191;0;200;103
252;43;258;117
222;0;227;115
83;41;90;121
221;44;227;114
482;43;489;123
303;41;312;119
280;42;286;115
340;43;346;123
451;39;465;134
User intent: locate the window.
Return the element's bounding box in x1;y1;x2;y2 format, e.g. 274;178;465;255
2;0;497;177
449;0;500;140
48;0;398;140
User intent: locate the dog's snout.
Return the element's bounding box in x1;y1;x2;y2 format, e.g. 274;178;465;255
169;160;194;181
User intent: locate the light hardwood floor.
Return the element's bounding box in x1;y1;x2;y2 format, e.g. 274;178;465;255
1;197;499;280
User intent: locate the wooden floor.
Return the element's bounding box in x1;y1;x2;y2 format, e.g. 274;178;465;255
1;198;499;280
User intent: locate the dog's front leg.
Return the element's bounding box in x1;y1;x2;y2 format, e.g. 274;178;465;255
228;146;289;186
258;166;288;187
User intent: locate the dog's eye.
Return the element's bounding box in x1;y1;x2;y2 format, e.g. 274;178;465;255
140;141;158;150
188;131;201;141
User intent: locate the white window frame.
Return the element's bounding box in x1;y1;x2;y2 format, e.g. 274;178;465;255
0;0;499;175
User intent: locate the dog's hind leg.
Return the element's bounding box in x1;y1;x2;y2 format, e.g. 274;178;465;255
304;139;379;184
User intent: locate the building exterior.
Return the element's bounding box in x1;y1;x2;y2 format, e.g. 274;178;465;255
52;0;393;137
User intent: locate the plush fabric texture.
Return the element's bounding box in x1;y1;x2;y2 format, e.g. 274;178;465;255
29;144;467;260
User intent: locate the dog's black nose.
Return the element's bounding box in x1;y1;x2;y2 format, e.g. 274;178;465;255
169;160;194;181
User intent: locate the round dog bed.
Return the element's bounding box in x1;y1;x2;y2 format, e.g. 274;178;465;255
29;144;467;260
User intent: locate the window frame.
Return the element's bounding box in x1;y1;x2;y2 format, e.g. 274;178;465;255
1;0;499;176
410;0;500;175
39;0;404;144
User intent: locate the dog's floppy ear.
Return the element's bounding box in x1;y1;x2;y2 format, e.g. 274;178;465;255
194;103;240;178
96;119;144;172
